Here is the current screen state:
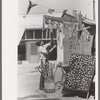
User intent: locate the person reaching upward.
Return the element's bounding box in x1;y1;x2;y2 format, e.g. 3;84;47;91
36;32;56;90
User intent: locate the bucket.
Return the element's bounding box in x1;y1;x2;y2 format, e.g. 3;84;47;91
44;79;55;93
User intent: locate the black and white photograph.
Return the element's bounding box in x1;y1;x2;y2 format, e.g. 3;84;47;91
17;0;97;100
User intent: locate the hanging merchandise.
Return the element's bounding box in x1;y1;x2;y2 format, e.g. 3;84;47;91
48;9;55;14
82;19;96;36
69;22;78;39
24;0;92;17
61;10;68;17
55;23;61;48
60;23;65;49
61;33;65;49
73;24;78;34
43;15;46;30
86;34;91;42
51;20;56;28
57;28;61;48
26;0;38;16
77;30;82;39
82;18;96;56
82;29;91;42
76;11;83;40
46;29;49;39
44;15;60;40
68;27;73;52
57;31;60;48
48;21;53;34
69;27;72;39
69;33;74;52
59;26;64;49
79;23;91;42
77;23;89;40
56;22;61;29
77;25;83;40
74;25;80;45
45;19;49;25
69;22;79;52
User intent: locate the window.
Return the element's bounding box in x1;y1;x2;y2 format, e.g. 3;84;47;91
35;30;42;39
53;29;57;38
26;30;33;39
21;29;57;40
43;30;46;39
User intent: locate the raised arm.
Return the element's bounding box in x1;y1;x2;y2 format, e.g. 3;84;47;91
50;31;54;46
45;32;54;52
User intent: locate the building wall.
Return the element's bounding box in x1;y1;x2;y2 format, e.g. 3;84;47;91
18;44;26;60
26;41;39;63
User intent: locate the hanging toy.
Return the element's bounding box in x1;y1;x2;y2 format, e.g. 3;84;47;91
86;33;91;42
45;19;49;25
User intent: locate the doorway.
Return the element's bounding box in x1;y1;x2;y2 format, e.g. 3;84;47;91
18;42;26;61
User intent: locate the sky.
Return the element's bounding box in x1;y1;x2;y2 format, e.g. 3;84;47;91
18;0;97;20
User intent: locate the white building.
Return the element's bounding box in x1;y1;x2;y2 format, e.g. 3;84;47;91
18;11;94;64
18;13;63;63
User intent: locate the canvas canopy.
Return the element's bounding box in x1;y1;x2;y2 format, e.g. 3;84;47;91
44;13;77;23
62;13;77;23
44;15;63;23
82;18;96;36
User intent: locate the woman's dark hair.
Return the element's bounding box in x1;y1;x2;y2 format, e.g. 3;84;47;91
36;40;41;46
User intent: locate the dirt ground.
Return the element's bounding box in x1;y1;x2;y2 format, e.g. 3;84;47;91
17;63;95;100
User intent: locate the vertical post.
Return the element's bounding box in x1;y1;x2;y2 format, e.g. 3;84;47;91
43;15;45;30
93;0;95;20
42;14;45;40
82;35;83;54
25;29;26;40
86;92;89;100
42;30;43;40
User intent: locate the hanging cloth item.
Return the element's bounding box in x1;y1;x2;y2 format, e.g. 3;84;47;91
61;10;68;17
77;30;82;39
82;29;91;42
48;9;55;14
26;0;38;15
45;19;49;25
43;15;46;30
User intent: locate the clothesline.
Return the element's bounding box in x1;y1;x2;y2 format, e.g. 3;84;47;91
24;0;93;15
37;2;92;11
20;3;92;16
20;0;94;18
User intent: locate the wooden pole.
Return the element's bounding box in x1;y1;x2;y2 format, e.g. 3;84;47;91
86;92;89;100
93;0;95;20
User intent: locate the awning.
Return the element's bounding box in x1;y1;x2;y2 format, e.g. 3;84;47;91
44;13;78;23
82;18;96;25
62;13;78;23
82;18;96;35
44;15;63;23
